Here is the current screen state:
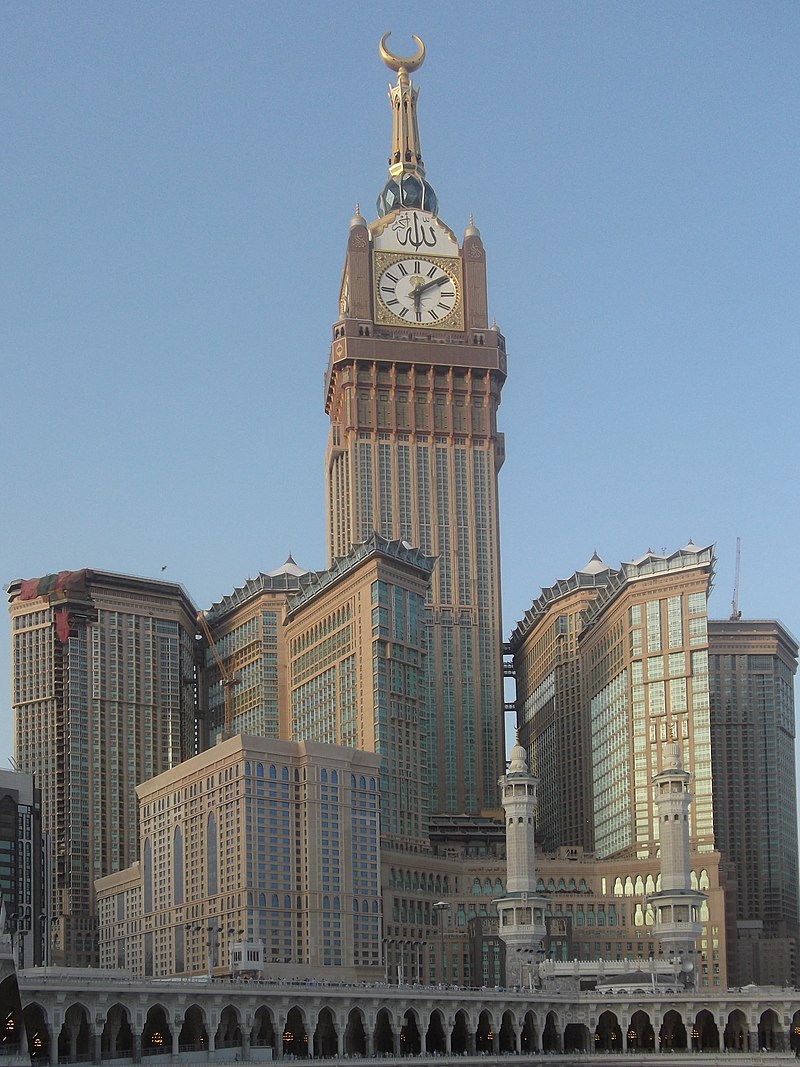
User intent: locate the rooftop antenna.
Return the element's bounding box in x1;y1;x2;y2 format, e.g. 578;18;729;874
730;537;742;620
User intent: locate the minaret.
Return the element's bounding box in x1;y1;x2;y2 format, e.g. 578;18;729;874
494;736;548;988
324;35;507;817
647;742;706;988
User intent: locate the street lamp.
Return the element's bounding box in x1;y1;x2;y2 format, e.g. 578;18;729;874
433;901;451;985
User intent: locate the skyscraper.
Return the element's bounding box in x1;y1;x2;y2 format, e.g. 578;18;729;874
508;552;614;852
200;558;317;744
512;542;716;861
285;532;434;851
708;618;799;986
579;543;716;862
7;569;197;966
324;35;507;816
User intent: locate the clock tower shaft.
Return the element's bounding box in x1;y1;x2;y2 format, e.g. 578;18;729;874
323;38;508;817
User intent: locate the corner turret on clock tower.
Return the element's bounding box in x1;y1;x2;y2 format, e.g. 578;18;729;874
324;34;507;818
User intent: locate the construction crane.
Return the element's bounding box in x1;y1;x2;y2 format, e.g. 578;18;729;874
730;537;742;621
197;611;240;737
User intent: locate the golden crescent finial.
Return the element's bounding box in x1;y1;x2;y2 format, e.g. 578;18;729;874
379;32;426;74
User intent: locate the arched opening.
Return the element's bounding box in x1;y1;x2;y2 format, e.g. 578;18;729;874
425;1010;446;1055
595;1010;621;1052
141;1004;172;1056
520;1011;538;1053
759;1008;782;1051
542;1011;559;1053
102;1003;133;1057
498;1010;516;1053
58;1003;91;1062
693;1009;719;1051
400;1009;421;1056
791;1010;800;1053
344;1008;367;1057
179;1005;208;1051
0;975;23;1056
283;1006;308;1058
216;1005;242;1050
660;1008;687;1050
451;1010;469;1055
252;1006;276;1055
476;1009;494;1053
373;1008;394;1056
313;1007;338;1058
627;1010;655;1050
22;1002;49;1061
724;1009;748;1052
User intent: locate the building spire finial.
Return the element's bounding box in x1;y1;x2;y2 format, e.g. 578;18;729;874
378;32;426;75
376;33;438;218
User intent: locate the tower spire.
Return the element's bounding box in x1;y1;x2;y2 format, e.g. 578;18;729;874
376;33;439;217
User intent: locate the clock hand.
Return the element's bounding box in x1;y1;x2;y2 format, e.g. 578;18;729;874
417;274;450;297
410;277;424;311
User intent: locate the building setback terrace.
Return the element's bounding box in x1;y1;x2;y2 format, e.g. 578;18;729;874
6;971;800;1063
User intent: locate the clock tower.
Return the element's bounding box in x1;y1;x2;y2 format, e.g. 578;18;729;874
324;35;507;816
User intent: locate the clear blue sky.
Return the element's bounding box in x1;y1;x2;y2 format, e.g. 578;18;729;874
2;2;798;768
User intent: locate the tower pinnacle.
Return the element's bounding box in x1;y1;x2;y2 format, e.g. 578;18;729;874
376;33;439;217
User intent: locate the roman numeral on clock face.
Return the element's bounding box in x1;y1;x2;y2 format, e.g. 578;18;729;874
377;258;458;326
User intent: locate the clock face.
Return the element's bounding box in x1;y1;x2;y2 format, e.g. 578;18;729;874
374;254;463;329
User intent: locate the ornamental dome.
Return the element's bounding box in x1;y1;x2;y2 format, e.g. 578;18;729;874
377;174;438;217
507;737;530;776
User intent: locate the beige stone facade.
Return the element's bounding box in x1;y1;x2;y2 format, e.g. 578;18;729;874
97;735;382;981
285;534;434;853
200;561;317;744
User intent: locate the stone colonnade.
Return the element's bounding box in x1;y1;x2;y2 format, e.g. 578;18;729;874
13;977;800;1063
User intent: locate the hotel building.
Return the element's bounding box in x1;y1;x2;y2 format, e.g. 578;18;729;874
509;552;613;853
323;37;507;817
510;543;729;987
285;533;434;853
96;735;382;980
199;558;317;744
8;570;197;966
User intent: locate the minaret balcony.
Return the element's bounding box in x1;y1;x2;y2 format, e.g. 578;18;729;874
653;918;703;942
